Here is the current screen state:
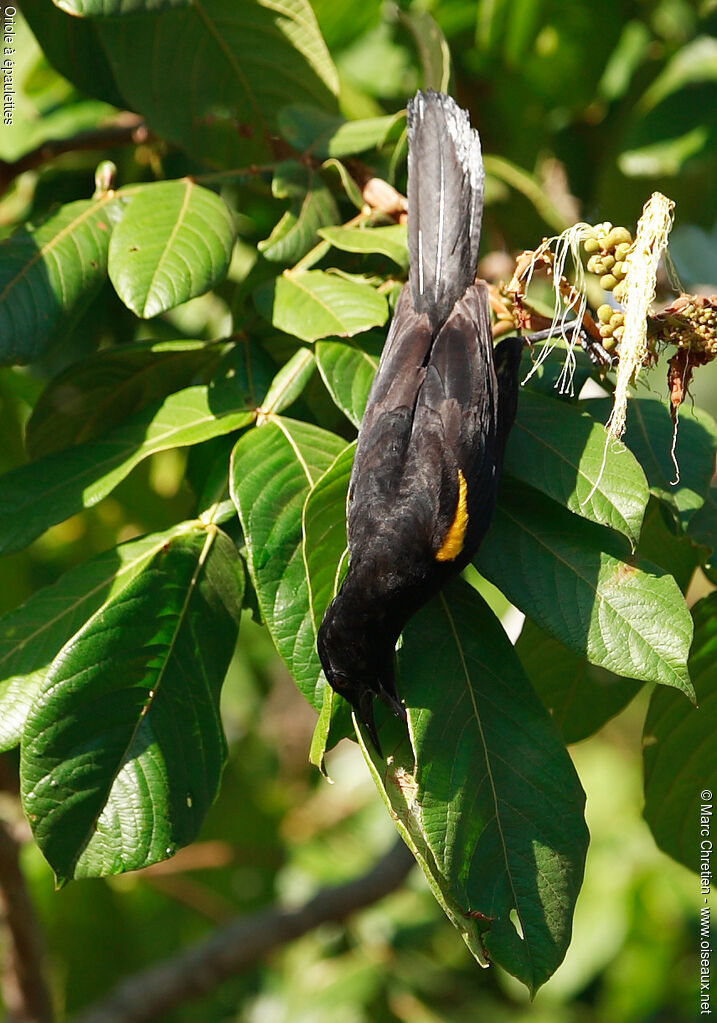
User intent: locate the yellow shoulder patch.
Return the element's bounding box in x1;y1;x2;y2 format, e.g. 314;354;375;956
436;469;469;562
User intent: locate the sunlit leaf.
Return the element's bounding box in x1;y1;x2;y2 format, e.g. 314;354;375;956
254;270;388;342
230;417;345;706
476;481;694;696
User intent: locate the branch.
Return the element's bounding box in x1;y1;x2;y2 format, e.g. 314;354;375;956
74;838;415;1023
0;116;151;197
0;818;54;1023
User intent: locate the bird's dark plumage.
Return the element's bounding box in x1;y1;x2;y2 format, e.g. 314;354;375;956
317;91;522;753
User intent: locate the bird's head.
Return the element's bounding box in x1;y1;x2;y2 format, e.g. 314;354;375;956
317;595;405;756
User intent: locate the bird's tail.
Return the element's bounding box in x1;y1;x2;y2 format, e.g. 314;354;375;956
407;90;485;332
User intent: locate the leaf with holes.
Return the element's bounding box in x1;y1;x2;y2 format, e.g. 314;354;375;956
315;336;381;427
476;481;694;696
0;195;123;365
20;526;243;882
230;417;345;706
259;161;339;264
643;592;717;870
254;270;389;342
505;389;649;546
0;525;189;753
363;579;588;994
108;181;235;318
0;382;255;558
26;339;226;458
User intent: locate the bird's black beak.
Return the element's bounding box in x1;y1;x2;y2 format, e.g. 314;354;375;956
356;689;383;758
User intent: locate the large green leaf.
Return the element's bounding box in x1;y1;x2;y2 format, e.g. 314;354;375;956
254;270;389;343
302;442;356;760
22;0;124;108
315;336;381;428
29;0;338;166
278;105;405;158
365;580;588;994
26;339;226;458
259;162;339;264
108;181;235;317
476;481;694;696
0;383;255;558
0;194;124;365
302;441;354;636
20;526;243;882
586;394;717;529
0;525;190;753
319;225;409;268
506;390;649;546
643;593;717;870
230;417;345;707
516;619;641;744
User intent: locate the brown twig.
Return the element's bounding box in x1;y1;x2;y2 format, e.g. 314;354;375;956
0;818;54;1023
73;838;415;1023
0;115;151;197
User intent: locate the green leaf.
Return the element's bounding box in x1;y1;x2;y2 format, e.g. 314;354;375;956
586;394;717;529
108;181;235;318
0;194;122;365
303;442;353;642
54;0;190;12
619;127;710;178
29;0;339;166
476;481;694;696
516;619;641;744
0;383;255;558
639;36;717;113
22;0;125;109
505;390;649;546
278;105;405;158
636;497;699;594
20;526;243;882
0;525;188;753
366;580;588;994
398;8;453;93
26;339;225;458
258;162;339;264
230;417;345;707
259;349;316;417
254;270;388;342
319;225;409;268
302;441;360;760
643;593;717;870
315;336;381;428
688;487;717;557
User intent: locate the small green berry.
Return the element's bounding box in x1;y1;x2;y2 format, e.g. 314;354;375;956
597;304;613;323
601;253;616;270
599;323;613;338
603;226;632;250
615;242;631;261
610;312;624;328
600;273;618;291
583;237;600;254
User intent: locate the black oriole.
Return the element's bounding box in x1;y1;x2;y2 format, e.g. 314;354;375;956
317;90;523;753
